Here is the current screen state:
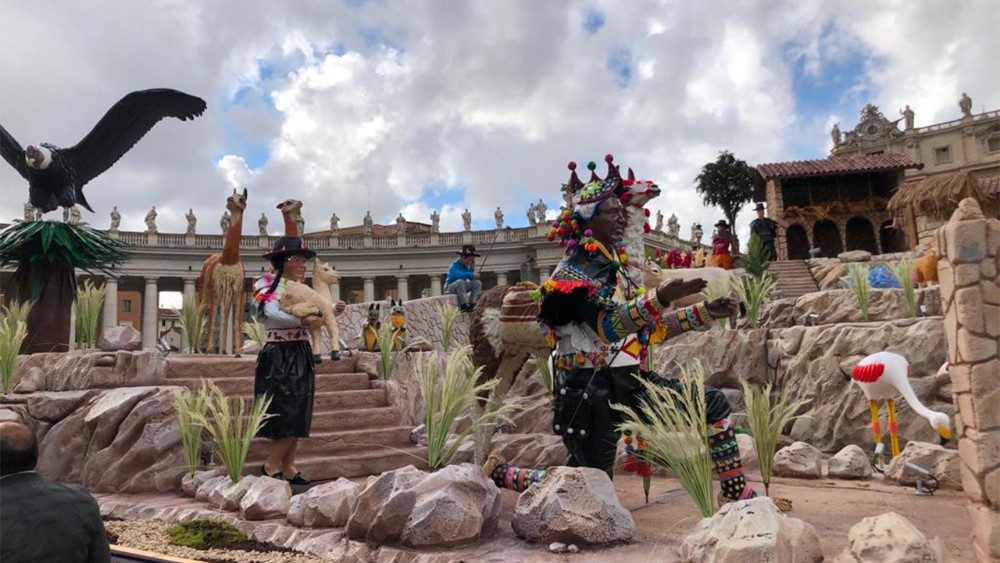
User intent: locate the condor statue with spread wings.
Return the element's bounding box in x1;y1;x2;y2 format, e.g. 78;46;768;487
1;88;206;214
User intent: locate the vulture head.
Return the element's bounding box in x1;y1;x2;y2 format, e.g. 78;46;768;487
226;187;249;212
24;144;52;170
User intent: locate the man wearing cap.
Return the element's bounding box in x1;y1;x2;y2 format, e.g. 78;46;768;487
749;202;778;260
445;245;482;312
252;236;324;486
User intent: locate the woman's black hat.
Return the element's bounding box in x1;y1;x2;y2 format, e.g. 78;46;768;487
264;236;316;263
457;244;481;257
714;220;730;229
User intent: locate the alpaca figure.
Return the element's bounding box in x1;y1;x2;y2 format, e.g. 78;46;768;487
852;351;952;458
359;303;381;351
468;157;661;464
198;188;248;355
388;299;407;350
277;259;342;362
913;248;939;287
277;198;303;236
642;260;736;308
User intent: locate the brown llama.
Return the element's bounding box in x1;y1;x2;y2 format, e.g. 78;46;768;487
277;198;303;236
198;188;248;355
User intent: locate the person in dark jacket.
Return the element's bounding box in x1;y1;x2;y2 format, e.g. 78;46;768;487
749;202;778;260
1;421;110;563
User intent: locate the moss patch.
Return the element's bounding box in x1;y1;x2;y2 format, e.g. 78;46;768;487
166;519;247;550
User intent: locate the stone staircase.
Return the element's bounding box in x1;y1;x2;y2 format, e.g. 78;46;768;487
164;355;427;482
768;260;819;299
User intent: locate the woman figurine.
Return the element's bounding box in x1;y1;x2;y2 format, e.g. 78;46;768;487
709;220;734;270
252;236;323;485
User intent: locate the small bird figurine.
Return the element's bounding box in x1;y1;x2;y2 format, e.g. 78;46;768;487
1;88;206;214
852;351;952;458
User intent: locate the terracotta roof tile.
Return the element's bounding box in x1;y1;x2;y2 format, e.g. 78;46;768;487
753;153;924;200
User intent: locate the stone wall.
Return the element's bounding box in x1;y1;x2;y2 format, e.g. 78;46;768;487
759;287;940;330
935;198;999;562
336;295;470;351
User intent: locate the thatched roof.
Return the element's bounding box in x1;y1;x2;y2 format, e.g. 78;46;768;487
887;170;998;215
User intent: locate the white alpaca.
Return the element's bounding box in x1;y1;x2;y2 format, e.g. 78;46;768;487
852;351;952;458
278;259;342;361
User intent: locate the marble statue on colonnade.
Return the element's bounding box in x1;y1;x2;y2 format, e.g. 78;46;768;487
185;208;197;234
430;210;440;233
258;212;268;236
462;208;472;232
220;210;230;234
667;213;680;238
535;199;547;222
363;211;374;234
144;207;157;233
330;212;339;233
654;210;663;232
526;203;536;226
109;207;121;231
494;206;504;229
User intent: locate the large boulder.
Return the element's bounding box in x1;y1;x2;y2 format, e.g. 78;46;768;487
885;441;961;490
768;318;951;452
209;475;259;512
773;442;823;479
196;475;230;501
347;463;500;548
511;467;635;546
827;445;872;480
679;497;822;562
99;325;142;351
791;289;941;326
453;433;567;468
14;350;166;392
240;476;292;520
834;512;948;562
838;250;872;262
33;386;187;493
288;478;359;528
653;328;768;389
181;468;225;497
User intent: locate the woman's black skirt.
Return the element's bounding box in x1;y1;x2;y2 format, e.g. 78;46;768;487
254;340;315;439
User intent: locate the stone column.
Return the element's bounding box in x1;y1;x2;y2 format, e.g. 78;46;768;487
103;277;118;330
430;275;443;297
142;277;159;350
396;275;409;302
363;276;375;303
496;271;508;287
936;197;1000;563
183;277;197;304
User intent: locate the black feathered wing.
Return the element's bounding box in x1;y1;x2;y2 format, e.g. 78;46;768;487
60;88;206;189
0;125;30;180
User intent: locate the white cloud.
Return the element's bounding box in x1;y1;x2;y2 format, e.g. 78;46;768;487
0;0;995;250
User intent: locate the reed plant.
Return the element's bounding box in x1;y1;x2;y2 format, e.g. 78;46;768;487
190;381;273;483
742;232;771;279
843;263;871;320
0;301;32;394
435;303;461;353
417;346;519;470
376;323;412;380
614;361;716;517
740;380;809;496
174;382;210;475
731;272;777;328
702;278;732;329
176;294;207;353
889;259;918;318
242;320;266;348
73;279;106;348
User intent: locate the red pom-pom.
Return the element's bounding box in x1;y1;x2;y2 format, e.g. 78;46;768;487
644;223;651;233
568;161;577;171
622;456;636;473
644;209;651;217
605;153;614;163
637;461;652;477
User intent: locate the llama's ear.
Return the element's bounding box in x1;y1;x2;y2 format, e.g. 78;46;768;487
242;187;248;199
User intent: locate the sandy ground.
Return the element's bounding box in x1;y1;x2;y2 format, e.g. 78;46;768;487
450;473;976;562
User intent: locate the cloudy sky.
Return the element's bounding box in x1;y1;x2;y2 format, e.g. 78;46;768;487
1;0;997;242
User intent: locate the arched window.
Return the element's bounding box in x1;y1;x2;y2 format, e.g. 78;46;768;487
813;220;843;258
785;224;810;260
845;216;878;254
880;219;907;254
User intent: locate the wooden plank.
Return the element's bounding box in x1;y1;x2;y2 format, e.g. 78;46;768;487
110;544;207;563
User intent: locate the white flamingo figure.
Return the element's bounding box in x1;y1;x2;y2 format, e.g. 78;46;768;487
852;351;952;458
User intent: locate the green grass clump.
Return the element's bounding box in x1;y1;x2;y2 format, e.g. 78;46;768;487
176;294;206;353
740;380;809;496
417;346;519;470
842;263;871;320
243;320;266;348
889;259;917;318
74;279;106;349
702;278;732;329
174;383;210;475
615;361;716;517
0;301;32;393
731;272;777;328
167;519;246;549
190;381;273;483
435;303;461;353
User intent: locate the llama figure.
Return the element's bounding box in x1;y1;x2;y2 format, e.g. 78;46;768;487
198;188;248;355
277;259;342;362
277;198;303;236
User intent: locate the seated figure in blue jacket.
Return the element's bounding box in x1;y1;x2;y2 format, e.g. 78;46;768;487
445;245;482;312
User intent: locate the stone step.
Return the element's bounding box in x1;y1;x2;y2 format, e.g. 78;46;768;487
310;406;401;432
314;389;387;411
164;355;358;379
171;372;370;394
244;447;430;481
249;426;414;458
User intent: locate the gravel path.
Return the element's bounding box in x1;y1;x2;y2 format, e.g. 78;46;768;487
106;520;325;563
